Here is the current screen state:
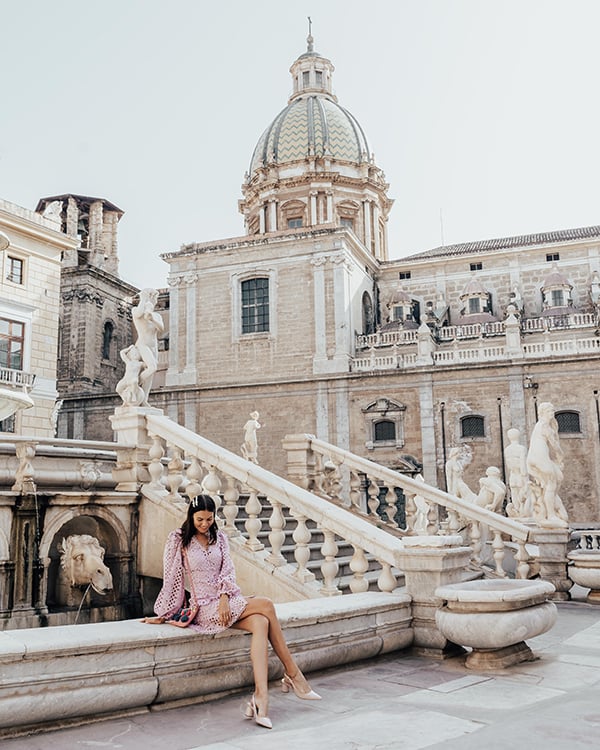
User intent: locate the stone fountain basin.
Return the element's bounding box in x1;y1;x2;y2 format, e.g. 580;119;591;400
568;550;600;602
0;387;34;421
435;579;557;654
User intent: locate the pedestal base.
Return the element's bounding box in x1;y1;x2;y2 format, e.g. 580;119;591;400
466;641;534;670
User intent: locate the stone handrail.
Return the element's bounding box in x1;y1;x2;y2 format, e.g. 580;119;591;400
141;413;407;595
282;433;532;579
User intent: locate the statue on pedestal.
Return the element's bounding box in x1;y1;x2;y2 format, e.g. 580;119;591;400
526;402;569;528
241;411;261;464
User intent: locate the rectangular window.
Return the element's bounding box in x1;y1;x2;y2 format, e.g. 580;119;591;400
7;256;23;284
340;217;354;229
241;278;269;334
468;298;481;314
315;71;323;86
546;253;560;262
287;217;303;228
551;289;564;307
302;71;310;86
398;271;411;280
392;306;403;321
470;262;482;271
0;318;24;369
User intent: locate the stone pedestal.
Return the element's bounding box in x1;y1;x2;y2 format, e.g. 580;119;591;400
395;535;472;658
568;550;600;604
529;526;571;600
435;579;557;669
110;406;163;490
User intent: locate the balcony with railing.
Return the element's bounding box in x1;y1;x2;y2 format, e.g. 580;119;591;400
352;311;600;371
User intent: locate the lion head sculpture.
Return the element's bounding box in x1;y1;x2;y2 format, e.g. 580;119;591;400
58;534;113;594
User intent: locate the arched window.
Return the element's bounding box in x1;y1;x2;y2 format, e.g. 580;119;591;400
374;420;396;442
102;321;114;360
556;410;581;434
460;415;485;438
241;277;270;334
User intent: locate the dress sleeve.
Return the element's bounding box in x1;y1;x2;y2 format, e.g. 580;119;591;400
154;529;185;618
217;531;241;597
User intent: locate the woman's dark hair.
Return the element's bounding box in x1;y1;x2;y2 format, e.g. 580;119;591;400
181;494;218;547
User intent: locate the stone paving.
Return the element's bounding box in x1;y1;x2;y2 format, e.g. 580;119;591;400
3;597;600;750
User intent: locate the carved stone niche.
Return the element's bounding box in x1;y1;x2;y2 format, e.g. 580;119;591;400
363;398;406;451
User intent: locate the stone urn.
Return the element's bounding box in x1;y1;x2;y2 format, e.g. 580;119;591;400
568;531;600;604
434;579;557;669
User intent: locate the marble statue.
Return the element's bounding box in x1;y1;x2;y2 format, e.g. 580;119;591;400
526;402;569;527
50;398;63;437
504;428;533;518
116;345;146;406
445;446;476;501
130;288;164;406
476;466;506;512
241;411;261;464
59;534;113;594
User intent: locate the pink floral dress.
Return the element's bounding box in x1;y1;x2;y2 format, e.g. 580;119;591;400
154;528;248;634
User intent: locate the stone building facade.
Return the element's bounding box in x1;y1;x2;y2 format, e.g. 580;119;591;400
0;198;77;436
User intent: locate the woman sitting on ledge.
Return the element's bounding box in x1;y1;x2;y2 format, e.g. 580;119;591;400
143;494;321;729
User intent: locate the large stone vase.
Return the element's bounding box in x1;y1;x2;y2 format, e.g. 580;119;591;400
568;545;600;604
434;579;557;669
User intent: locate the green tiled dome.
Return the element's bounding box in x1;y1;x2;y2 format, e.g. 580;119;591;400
249;95;370;173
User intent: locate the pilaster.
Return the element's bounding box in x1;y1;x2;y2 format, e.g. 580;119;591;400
395;535;472;657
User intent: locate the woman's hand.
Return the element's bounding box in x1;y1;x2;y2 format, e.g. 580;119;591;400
218;593;231;626
141;616;165;624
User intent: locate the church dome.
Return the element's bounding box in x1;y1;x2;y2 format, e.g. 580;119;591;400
239;29;393;261
249;96;370;173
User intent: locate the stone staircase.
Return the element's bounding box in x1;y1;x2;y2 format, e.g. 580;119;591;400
234;497;405;593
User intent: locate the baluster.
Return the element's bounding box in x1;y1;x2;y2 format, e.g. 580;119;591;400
366;476;380;517
244;488;264;552
147;434;164;489
313;453;326;496
404;490;417;532
515;540;530;579
324;458;343;504
348;470;362;512
222;475;240;537
470;520;482;566
447;509;461;535
166;445;184;503
426;498;439;535
492;530;507;577
291;511;315;583
319;528;340;596
383;483;399;528
349;545;370;593
201;464;222;508
266;497;286;567
377;561;397;593
185;455;203;503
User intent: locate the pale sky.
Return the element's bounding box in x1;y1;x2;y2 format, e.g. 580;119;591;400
2;0;600;289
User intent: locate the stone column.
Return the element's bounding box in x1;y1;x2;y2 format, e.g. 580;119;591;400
332;254;352;369
259;205;266;234
363;200;372;250
310;191;318;226
165;276;181;386
311;255;329;373
418;376;437;486
88;200;103;261
326;191;333;223
373;203;381;259
183;273;198;382
529;526;571;600
395;536;472;657
269;199;278;232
